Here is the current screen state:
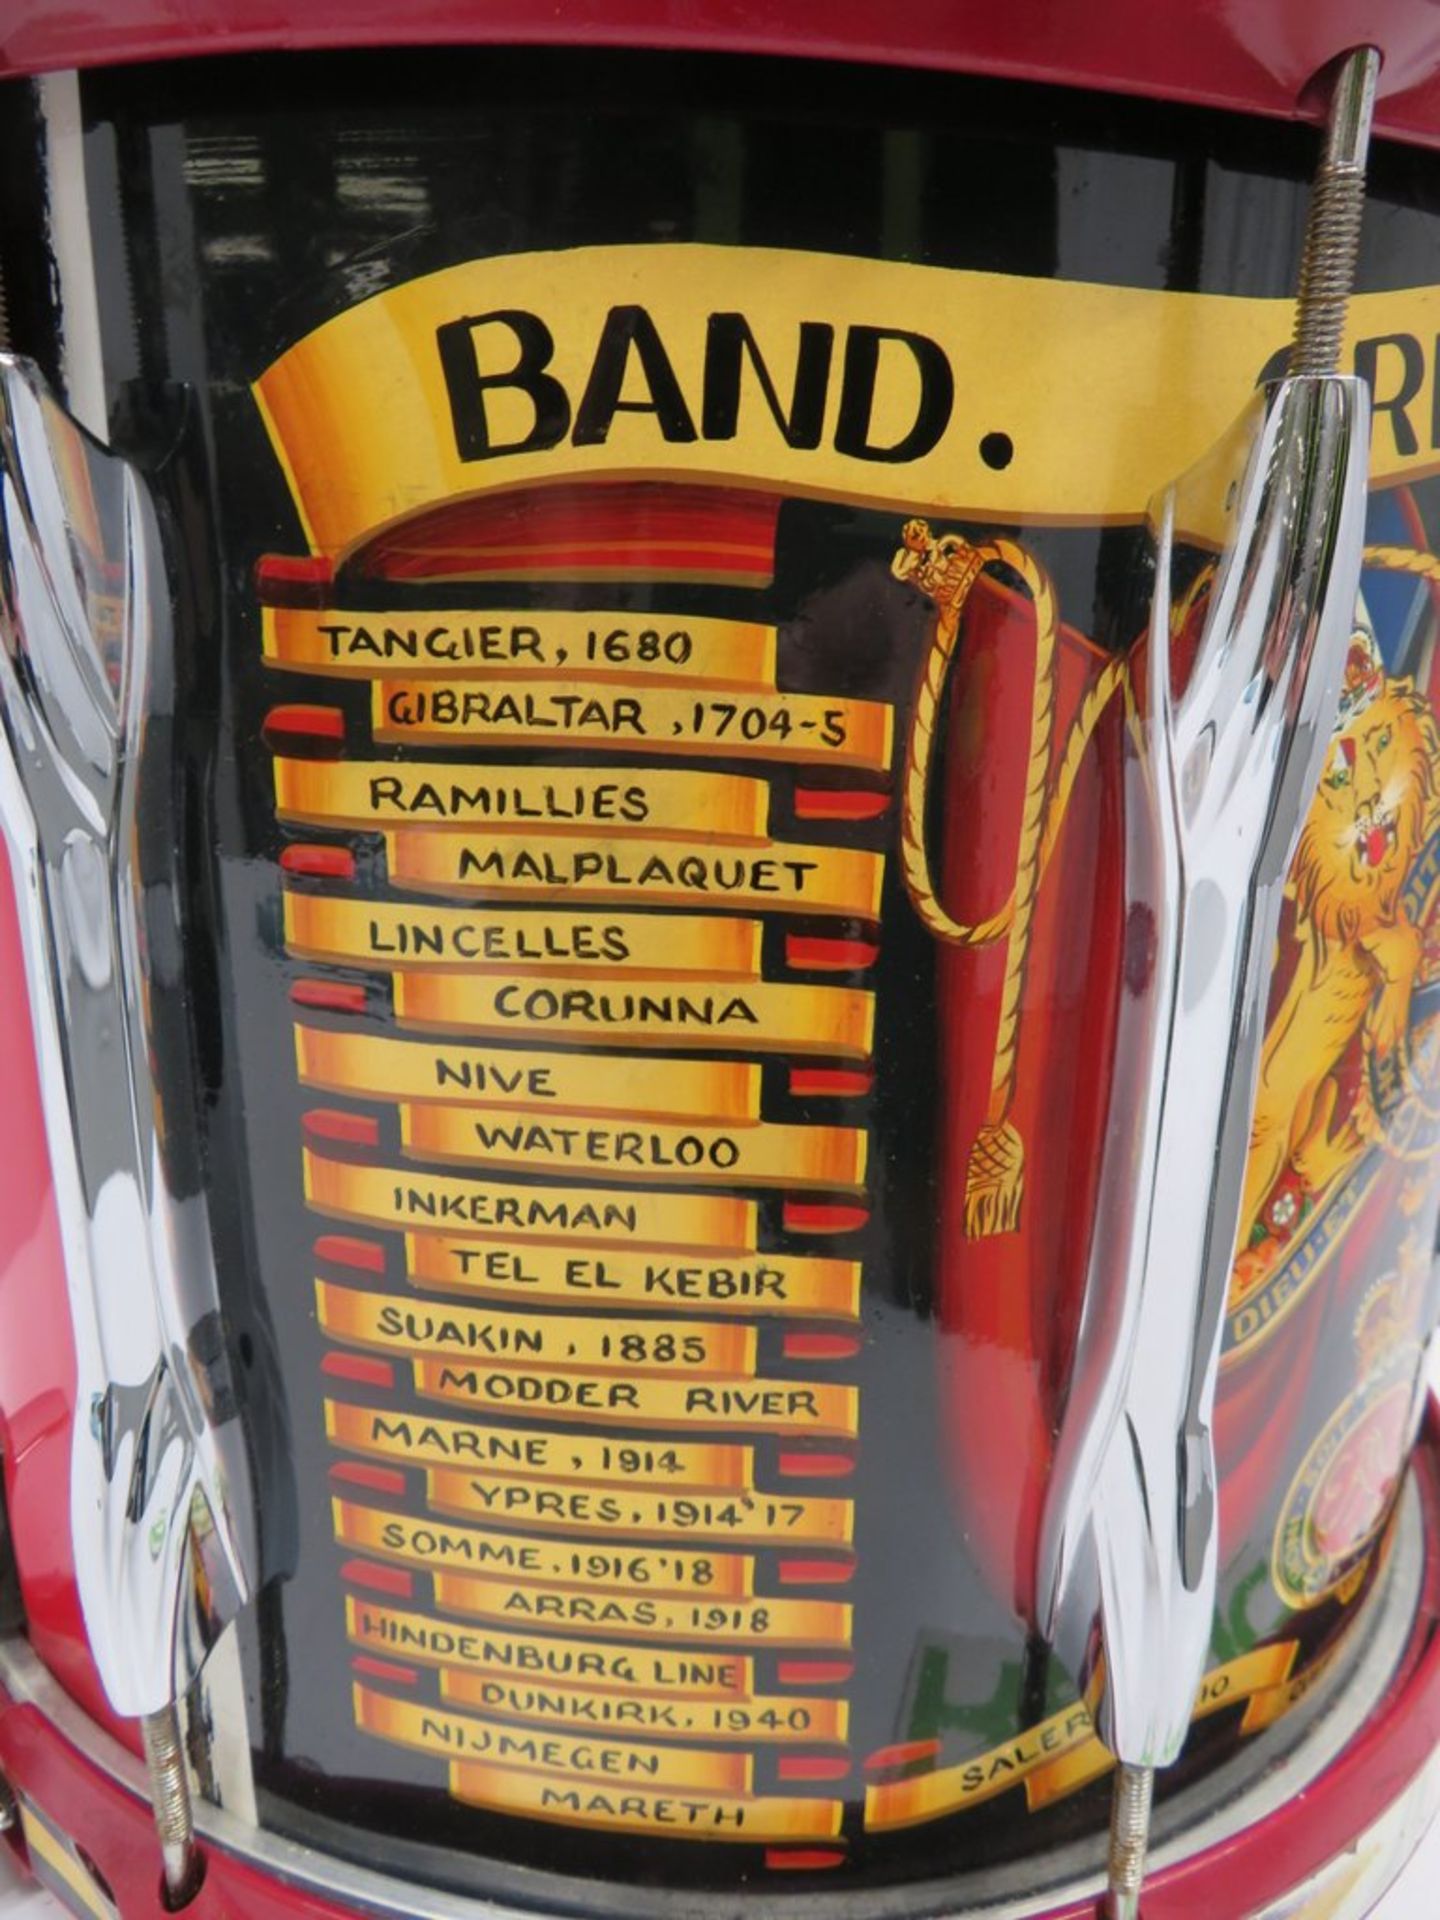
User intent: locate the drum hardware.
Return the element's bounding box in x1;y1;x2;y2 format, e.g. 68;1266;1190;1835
4;29;1440;1916
0;356;260;1902
140;1702;202;1905
0;1466;1429;1920
1034;44;1381;1920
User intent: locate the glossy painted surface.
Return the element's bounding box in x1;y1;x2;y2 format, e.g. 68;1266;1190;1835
0;1421;1435;1917
1038;369;1373;1770
3;42;1440;1909
4;0;1440;150
0;357;259;1725
0;853;128;1755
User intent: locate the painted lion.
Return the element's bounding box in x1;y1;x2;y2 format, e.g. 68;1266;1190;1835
1233;664;1440;1294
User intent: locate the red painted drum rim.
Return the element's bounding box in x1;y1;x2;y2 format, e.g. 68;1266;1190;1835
4;3;1440;152
3;1401;1440;1920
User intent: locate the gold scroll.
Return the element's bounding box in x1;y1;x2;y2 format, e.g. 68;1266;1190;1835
303;1151;758;1250
15;1808;115;1920
285;896;763;980
400;1105;868;1191
324;1399;751;1490
385;831;884;920
297;1027;760;1120
864;1642;1299;1830
428;1468;854;1545
449;1764;844;1840
256;243;1440;550
263;607;777;688
346;1597;755;1694
440;1668;850;1744
355;1685;753;1792
432;1571;852;1647
1239;1643;1322;1735
274;759;771;841
372;681;892;772
316;1282;758;1376
406;1236;862;1321
416;1360;860;1438
333;1499;754;1596
393;973;875;1059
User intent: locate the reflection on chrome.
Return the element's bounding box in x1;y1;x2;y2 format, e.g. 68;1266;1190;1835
0;355;256;1724
1038;368;1372;1777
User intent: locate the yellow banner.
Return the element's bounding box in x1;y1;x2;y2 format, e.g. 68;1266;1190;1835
263;606;777;688
355;1685;751;1793
372;681;892;772
303;1151;757;1250
1019;1642;1300;1811
429;1467;853;1545
401;1105;868;1192
417;1360;859;1438
275;758;770;841
395;972;875;1060
433;1570;851;1647
324;1399;751;1490
17;1808;115;1920
864;1642;1299;1830
1018;1734;1115;1814
1021;1645;1298;1812
334;1500;753;1596
450;1763;843;1840
347;1596;755;1695
386;831;884;921
440;1669;849;1744
254;243;1440;547
286;896;763;980
298;1028;760;1121
317;1281;757;1376
1240;1643;1321;1735
406;1237;862;1321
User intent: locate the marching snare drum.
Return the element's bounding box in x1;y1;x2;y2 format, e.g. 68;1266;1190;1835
2;12;1440;1920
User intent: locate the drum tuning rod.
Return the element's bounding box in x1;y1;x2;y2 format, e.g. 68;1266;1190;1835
1090;53;1380;1920
1021;45;1377;1920
1105;1761;1152;1920
0;356;257;1891
1292;47;1380;378
141;1705;200;1904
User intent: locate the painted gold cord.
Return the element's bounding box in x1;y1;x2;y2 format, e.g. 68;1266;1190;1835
895;524;1061;1233
896;531;1005;945
1361;543;1440;584
891;535;1440;1233
1039;656;1129;873
976;539;1058;1194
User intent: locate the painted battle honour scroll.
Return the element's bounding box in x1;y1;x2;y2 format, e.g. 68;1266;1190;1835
242;242;1440;1883
267;576;880;1850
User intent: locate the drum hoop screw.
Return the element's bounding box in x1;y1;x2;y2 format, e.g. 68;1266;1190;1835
140;1704;203;1908
1099;40;1379;1920
1291;47;1380;377
1104;1761;1153;1920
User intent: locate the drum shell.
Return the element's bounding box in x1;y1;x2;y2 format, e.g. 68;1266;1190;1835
1;42;1440;1910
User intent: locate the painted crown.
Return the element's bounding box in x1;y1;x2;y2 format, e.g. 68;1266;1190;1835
1335;617;1385;734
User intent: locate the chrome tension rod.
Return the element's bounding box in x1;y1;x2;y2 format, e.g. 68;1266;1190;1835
1114;48;1378;1914
1031;43;1380;1920
1109;53;1380;1917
